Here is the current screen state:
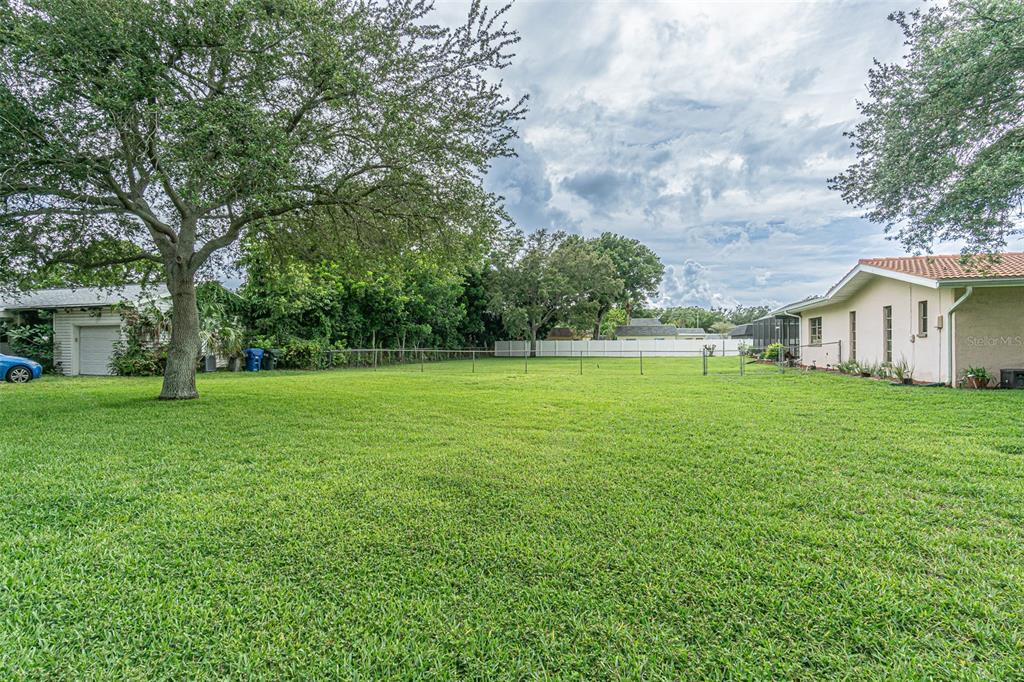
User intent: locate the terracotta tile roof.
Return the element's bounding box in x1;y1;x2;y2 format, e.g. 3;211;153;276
859;252;1024;280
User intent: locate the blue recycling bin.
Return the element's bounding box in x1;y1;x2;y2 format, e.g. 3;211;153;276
244;348;264;372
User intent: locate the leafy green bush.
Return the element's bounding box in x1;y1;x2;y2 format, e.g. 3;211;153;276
762;343;784;361
110;340;166;376
278;338;330;370
4;322;54;371
837;359;860;374
109;303;170;376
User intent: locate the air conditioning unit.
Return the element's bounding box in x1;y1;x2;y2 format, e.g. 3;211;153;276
1000;369;1024;389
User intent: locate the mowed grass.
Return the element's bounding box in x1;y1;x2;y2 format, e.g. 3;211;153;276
2;359;1024;679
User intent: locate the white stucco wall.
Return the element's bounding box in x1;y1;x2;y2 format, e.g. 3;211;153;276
53;308;126;376
799;277;954;384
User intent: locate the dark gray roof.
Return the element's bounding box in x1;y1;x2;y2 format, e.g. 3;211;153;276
615;324;681;337
0;285;169;311
728;324;753;337
676;327;707;335
546;327;575;339
627;317;663;326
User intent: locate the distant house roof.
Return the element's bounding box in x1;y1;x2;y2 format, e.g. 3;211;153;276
0;285;169;311
676;327;707;335
546;327;575;340
627;317;663;326
615;324;680;337
728;324;753;338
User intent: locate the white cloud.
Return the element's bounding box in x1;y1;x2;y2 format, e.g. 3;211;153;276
436;0;963;306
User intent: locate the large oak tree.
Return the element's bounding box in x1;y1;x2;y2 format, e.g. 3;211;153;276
0;0;524;398
587;232;663;339
489;230;621;345
830;0;1024;254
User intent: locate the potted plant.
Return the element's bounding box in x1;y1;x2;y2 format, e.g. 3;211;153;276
859;362;873;378
963;366;992;389
875;363;891;380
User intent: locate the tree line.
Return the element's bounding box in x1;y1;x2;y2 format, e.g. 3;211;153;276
199;230;763;359
209;229;668;355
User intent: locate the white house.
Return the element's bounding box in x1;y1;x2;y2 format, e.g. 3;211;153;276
0;286;170;376
781;253;1024;386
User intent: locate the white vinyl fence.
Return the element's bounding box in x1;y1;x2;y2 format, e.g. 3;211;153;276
495;338;748;357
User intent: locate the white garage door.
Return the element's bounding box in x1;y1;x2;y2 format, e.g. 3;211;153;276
78;325;121;375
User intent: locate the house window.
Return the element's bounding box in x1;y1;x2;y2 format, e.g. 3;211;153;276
918;300;928;336
849;311;856;360
882;305;893;363
809;317;822;345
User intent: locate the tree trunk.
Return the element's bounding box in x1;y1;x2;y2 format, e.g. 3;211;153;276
160;272;201;400
593;306;608;340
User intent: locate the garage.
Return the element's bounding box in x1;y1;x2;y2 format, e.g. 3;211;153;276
78;325;122;375
0;285;170;376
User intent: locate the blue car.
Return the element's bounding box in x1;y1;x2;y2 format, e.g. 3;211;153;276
0;353;43;383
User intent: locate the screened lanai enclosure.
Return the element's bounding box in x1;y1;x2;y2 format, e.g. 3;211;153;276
750;314;801;358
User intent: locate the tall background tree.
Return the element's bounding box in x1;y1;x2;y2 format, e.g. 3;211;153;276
488;230;620;345
587;233;663;338
0;0;524;399
830;0;1024;254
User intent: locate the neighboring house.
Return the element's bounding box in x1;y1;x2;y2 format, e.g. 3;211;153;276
615;318;716;341
728;324;753;340
615;317;683;341
676;327;711;340
781;253;1024;385
0;285;170;376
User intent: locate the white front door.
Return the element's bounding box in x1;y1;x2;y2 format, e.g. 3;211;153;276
78;325;121;375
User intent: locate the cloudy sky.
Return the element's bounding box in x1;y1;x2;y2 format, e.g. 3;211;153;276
435;0;1022;308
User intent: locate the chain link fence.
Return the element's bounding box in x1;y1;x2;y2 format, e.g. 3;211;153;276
313;347;791;377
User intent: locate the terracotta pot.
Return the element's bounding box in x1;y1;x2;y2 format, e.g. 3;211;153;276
966;376;988;389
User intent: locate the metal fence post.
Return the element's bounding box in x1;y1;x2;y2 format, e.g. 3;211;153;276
579;350;583;375
524;343;528;374
420;349;424;372
640;350;644;375
740;349;744;376
472;350;476;373
702;347;708;376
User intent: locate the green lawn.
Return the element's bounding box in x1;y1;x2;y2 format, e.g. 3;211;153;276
2;360;1023;679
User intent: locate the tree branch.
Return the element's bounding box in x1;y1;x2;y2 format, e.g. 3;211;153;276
45;250;162;269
